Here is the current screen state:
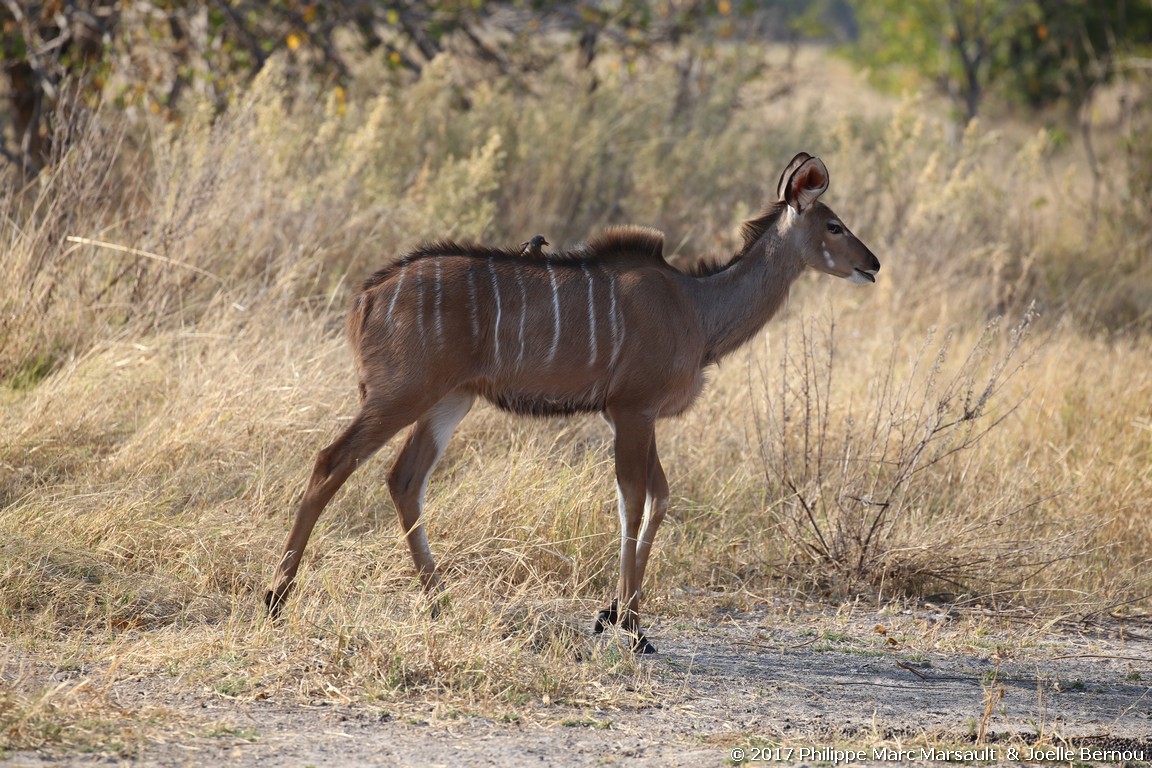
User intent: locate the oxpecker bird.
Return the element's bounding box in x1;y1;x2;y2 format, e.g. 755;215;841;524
519;235;549;257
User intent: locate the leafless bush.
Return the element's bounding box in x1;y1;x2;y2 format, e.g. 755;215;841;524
751;307;1095;603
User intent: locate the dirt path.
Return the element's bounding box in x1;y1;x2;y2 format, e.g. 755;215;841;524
5;609;1151;766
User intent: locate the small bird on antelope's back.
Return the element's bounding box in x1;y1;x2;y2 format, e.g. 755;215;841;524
519;235;549;257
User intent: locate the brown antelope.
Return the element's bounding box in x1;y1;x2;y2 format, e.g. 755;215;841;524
266;152;879;653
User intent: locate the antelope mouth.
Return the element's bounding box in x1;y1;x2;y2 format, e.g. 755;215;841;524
850;268;877;285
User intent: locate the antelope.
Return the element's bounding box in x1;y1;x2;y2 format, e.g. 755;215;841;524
266;152;879;653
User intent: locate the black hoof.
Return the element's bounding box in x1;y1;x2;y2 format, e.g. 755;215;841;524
592;599;619;634
264;589;287;621
592;599;656;653
632;633;657;655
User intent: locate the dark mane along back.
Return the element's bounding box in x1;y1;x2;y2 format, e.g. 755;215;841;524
576;226;666;266
688;201;787;277
360;227;668;292
739;201;787;253
359;240;521;292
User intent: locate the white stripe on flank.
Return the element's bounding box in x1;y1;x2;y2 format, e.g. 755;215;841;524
386;264;408;324
466;264;479;338
546;262;561;365
414;261;425;336
583;264;598;367
489;257;502;365
605;268;622;367
515;269;528;366
433;259;443;341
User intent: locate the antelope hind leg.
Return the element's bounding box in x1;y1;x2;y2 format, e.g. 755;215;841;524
386;389;475;616
266;411;405;617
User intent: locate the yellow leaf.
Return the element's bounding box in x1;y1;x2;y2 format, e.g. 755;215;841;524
303;4;316;24
718;0;732;15
287;32;302;51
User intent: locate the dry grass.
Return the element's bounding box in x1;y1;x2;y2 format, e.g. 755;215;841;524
2;40;1151;755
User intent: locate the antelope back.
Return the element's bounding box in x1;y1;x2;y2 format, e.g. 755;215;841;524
348;229;683;415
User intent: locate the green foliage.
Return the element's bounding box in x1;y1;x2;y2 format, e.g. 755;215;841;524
848;0;1039;120
849;0;950;75
5;351;58;391
847;0;1152;119
1001;0;1152;110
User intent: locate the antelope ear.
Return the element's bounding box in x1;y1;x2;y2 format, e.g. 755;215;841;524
775;152;813;201
782;155;829;212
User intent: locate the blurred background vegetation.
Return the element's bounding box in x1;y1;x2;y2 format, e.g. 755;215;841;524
3;1;1151;170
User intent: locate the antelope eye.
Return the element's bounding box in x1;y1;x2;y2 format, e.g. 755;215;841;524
826;222;844;235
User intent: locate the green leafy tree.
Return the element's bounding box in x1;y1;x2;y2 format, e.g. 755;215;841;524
1002;0;1152;110
849;0;1038;122
848;0;1152;123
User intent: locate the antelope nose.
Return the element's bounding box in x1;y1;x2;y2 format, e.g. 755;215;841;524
870;254;881;272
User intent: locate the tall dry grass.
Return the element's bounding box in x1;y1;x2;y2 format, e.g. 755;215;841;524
2;41;1151;753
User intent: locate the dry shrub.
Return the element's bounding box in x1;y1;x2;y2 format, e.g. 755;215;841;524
747;308;1088;601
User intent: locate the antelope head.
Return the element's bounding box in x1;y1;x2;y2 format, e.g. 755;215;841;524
776;152;880;285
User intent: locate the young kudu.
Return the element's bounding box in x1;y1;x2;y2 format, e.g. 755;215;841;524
266;152;880;653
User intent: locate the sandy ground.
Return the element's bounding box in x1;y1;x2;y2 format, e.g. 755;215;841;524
4;606;1151;767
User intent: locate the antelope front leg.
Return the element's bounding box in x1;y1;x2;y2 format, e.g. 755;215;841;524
633;443;669;596
595;410;657;654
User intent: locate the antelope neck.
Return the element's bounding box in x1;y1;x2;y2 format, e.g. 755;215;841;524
691;234;804;365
